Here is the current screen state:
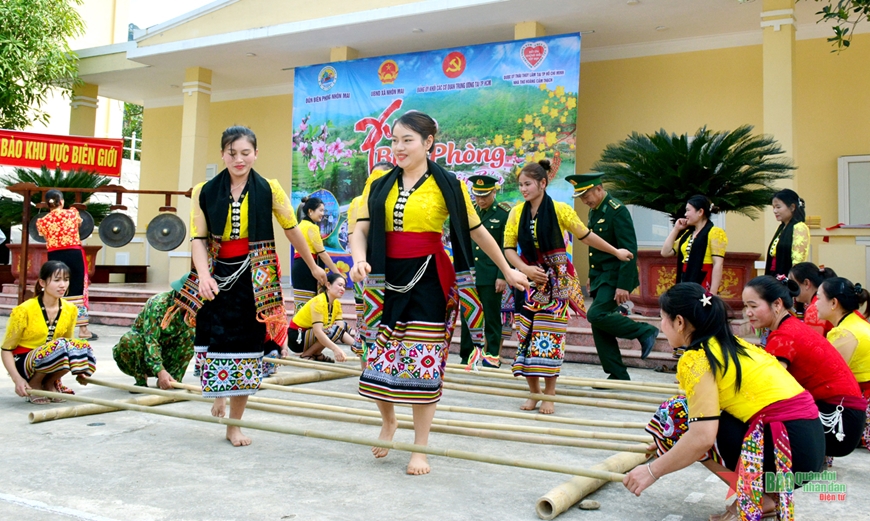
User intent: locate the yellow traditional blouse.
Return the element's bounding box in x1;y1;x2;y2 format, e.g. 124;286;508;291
677;337;804;423
827;312;870;383
291;292;342;330
1;298;77;351
503;200;588;249
36;208;82;250
298;220;325;255
677;226;728;264
347;196;362;235
356;175;481;232
190;178;297;239
768;222;810;266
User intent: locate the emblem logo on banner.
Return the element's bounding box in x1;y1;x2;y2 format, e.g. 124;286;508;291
520;41;548;69
442;51;467;78
378;60;399;84
318;66;338;91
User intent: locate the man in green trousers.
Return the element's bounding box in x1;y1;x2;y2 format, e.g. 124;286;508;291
570;173;658;381
460;174;512;367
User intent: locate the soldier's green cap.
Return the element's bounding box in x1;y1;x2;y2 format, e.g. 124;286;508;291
467;174;499;196
565;173;605;198
170;272;191;292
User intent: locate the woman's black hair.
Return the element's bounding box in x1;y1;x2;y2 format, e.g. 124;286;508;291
518;159;552;187
789;262;837;290
391;111;437;153
372;161;395;172
659;282;746;389
746;275;801;310
686;194;720;218
220;125;257;151
300;196;324;223
772;189;805;223
820;277;870;315
45;189;64;210
35;260;70;298
318;271;346;296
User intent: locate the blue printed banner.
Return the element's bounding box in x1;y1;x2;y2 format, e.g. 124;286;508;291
291;33;581;272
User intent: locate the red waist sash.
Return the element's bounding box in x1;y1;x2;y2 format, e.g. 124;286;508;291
218;238;248;259
385;231;453;300
12;346;32;356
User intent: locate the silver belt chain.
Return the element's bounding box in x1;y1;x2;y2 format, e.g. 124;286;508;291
385;254;432;293
213;256;251;292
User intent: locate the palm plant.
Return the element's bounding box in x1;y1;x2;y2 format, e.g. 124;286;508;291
592;125;795;222
0;166;112;228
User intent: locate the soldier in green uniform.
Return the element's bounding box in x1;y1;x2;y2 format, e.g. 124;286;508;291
570;173;658;381
459;174;512;366
112;275;196;389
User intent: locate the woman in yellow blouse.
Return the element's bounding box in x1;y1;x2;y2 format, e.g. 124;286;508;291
504;160;632;415
817;277;870;387
292;196;344;308
36;190;95;339
765;189;810;277
177;126;326;447
1;261;95;404
289;272;353;362
624;283;824;521
660;195;727;295
349;111;528;475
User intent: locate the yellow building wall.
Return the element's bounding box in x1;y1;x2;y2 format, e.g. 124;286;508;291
139;0;421;47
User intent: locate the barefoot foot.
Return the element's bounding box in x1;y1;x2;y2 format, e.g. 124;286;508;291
211;398;227;418
371;418;398;458
539;401;555;414
226;426;251;447
519;398;539;411
406;453;430;475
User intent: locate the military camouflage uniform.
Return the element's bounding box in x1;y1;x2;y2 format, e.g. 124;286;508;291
112;291;195;386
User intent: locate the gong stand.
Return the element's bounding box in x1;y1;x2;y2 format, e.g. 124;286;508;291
4;183;192;304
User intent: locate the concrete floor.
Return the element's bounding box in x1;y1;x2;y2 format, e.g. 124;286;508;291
1;318;866;521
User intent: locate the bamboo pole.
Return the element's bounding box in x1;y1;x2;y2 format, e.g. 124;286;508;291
26;388;627;482
167;382;650;444
444;363;680;394
27;370;349;424
259;384;648;430
444;374;665;405
267;358;658;413
28;394;182;424
535;452;650;520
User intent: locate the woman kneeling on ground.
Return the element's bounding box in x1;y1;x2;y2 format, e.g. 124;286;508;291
623;282;824;521
288;272;353;363
743;275;865;459
1;261;96;404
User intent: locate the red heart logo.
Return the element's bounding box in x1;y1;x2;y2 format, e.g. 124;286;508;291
520;42;548;70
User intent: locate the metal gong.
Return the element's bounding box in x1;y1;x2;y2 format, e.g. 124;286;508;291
146;213;186;251
79;209;95;240
28;212;48;244
98;212;136;248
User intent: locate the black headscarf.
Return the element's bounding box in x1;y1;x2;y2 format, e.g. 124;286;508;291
764;222;795;277
200;168;274;242
517;192;564;263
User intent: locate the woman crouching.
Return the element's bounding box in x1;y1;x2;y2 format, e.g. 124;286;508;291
288;272;353;363
1;261;96;403
624;283;825;521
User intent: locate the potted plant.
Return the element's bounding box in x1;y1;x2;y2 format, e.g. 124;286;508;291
0;166;111;285
592;124;794;314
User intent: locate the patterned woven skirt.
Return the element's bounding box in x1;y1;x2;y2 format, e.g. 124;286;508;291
48;249;89;327
359;256;448;404
197;254;266;398
13;338;96;380
291;255;319;309
512;292;567;378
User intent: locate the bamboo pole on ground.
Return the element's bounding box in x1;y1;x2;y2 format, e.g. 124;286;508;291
535;452;650;520
443;364;680;394
444;374;665;404
168;382;650;444
27;370;348;424
259;384;648;430
82;379;650;452
267;357;658;413
26;388;627;482
29;394;182;424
